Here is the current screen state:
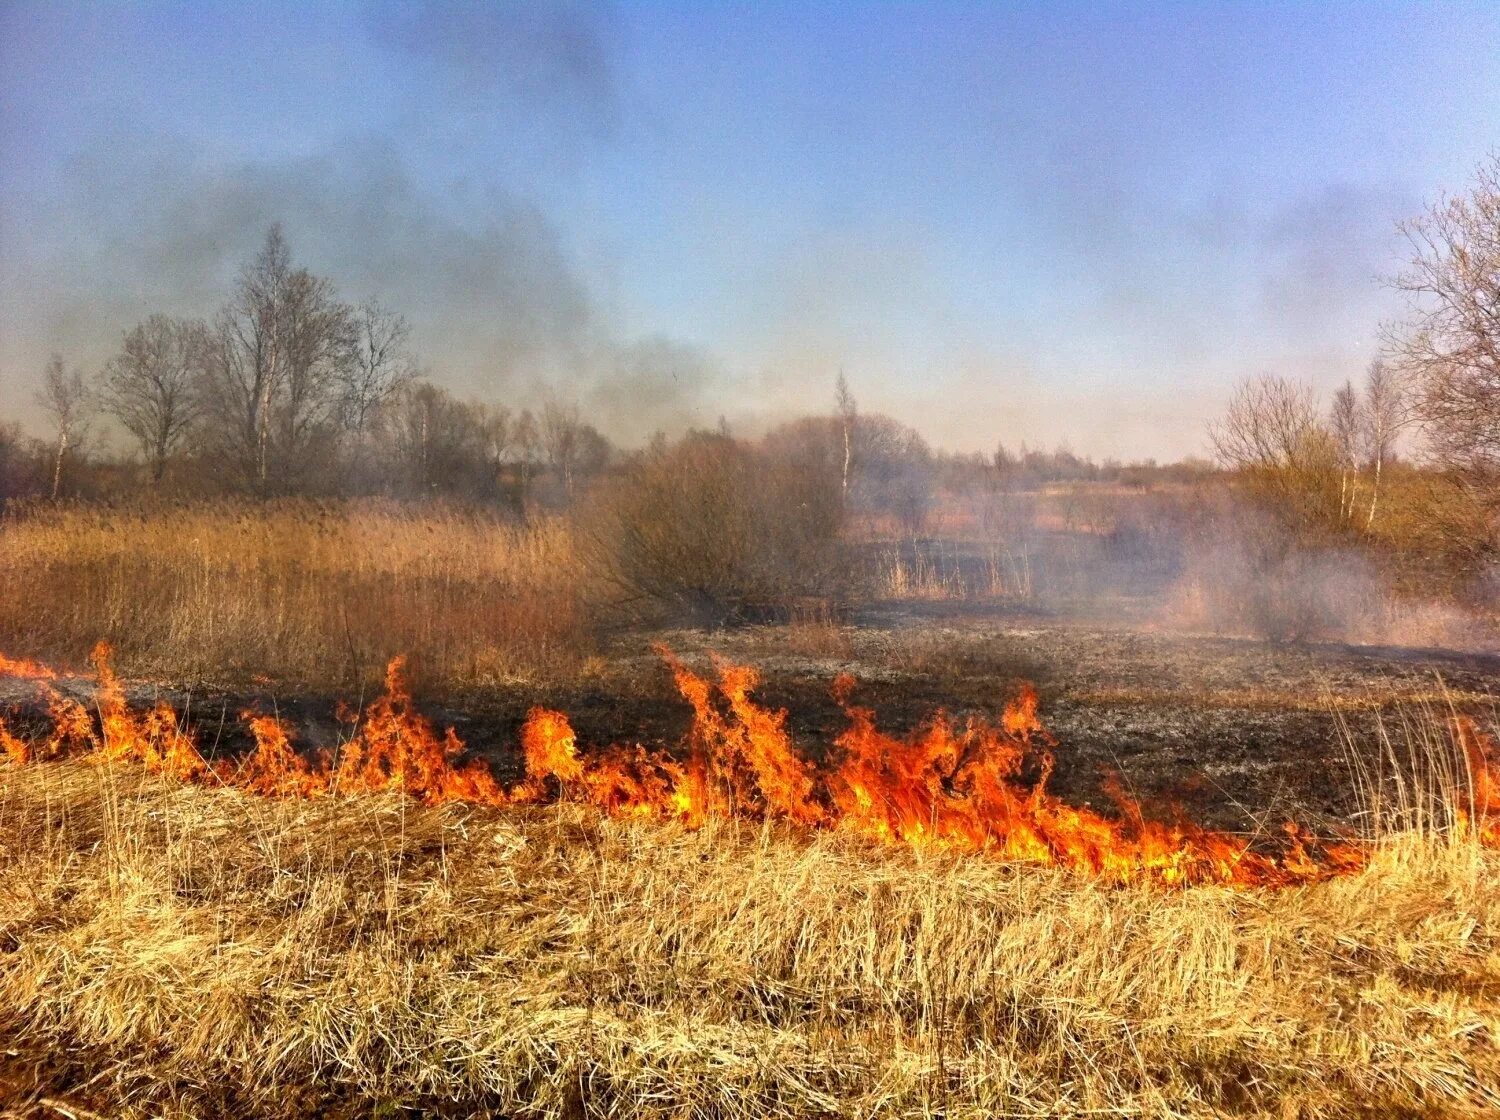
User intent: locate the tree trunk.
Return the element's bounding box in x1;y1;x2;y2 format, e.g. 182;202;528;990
50;433;66;500
841;420;851;502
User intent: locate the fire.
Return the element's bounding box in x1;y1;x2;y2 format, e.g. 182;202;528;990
0;653;59;681
1;644;1491;886
1453;716;1500;847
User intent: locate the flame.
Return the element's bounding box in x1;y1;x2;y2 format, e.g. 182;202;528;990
4;643;1493;887
0;653;59;681
1454;716;1500;847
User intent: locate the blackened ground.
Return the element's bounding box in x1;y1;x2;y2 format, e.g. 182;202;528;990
2;606;1495;837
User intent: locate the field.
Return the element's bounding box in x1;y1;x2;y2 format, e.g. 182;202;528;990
2;499;1499;1118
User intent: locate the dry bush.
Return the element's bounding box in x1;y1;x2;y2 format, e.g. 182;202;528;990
0;499;590;689
582;433;848;625
0;714;1497;1119
1363;464;1499;600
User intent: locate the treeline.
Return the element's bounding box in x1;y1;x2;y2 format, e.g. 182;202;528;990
1205;156;1500;590
5;224;1200;517
10;227;620;508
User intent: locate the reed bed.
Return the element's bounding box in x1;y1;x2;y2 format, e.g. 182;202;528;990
0;499;591;690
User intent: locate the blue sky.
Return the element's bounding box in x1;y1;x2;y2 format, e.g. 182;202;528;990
2;1;1497;457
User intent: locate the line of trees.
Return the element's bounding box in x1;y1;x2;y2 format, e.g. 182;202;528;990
13;226;616;506
1209;156;1500;582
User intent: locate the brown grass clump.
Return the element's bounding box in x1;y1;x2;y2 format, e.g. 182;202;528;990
0;499;590;690
1;753;1498;1118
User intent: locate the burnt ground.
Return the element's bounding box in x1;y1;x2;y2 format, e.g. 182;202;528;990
2;604;1495;838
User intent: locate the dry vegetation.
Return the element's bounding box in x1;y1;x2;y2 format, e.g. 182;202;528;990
0;500;589;690
1;752;1497;1119
1;494;1496;1118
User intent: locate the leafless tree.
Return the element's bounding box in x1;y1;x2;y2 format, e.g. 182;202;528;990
541;399;582;494
385;381;488;494
0;420;39;500
514;409;540;499
1328;379;1362;522
1382;155;1500;501
201;225;355;493
1361;358;1408;528
340;302;415;456
35;354;91;499
1210;373;1339;522
100;314;206;486
835;369;856;502
479;403;514;491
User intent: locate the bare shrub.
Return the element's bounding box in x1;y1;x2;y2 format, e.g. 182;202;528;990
583;431;847;625
1210;373;1342;526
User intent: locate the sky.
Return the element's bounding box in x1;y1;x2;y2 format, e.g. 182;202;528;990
2;0;1498;460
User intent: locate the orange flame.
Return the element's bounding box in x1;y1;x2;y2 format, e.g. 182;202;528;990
4;644;1492;886
1454;716;1500;848
0;653;60;681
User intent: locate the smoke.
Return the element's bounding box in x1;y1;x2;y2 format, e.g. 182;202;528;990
587;336;723;445
1012;483;1499;651
1165;516;1495;651
0;0;729;445
0;129;719;445
367;0;618;134
0;1;1465;461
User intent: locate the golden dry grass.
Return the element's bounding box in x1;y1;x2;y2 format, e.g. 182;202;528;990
0;500;590;690
1;753;1498;1119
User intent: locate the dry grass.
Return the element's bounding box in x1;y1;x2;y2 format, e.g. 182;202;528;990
1;739;1498;1118
0;500;591;690
873;541;1032;602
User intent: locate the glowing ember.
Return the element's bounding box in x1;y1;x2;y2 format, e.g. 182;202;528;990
2;643;1489;886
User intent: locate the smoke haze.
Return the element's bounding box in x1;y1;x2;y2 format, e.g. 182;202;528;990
3;1;1498;456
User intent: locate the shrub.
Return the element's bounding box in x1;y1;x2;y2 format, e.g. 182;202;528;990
583;432;848;625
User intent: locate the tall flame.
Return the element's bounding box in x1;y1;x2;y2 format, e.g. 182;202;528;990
2;644;1491;886
1454;716;1500;848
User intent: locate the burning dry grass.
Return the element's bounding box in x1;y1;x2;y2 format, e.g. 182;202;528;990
2;646;1498;1115
0;499;589;689
2;645;1385;887
2;760;1498;1118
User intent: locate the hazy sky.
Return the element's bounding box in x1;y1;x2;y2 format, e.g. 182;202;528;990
2;1;1497;458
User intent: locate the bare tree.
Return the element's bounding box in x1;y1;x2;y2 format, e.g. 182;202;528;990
35;354;91;499
1328;379;1363;523
342;302;415;429
385;381;489;494
339;301;416;484
201;225;355;494
0;420;40;501
539;400;612;499
834;369;856;502
1210;373;1339;523
514;409;540;501
1382;155;1500;500
541;400;582;494
1362;358;1408;528
479;403;514;492
100;314;205;486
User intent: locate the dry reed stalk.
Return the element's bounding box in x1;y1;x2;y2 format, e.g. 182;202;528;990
0;499;591;690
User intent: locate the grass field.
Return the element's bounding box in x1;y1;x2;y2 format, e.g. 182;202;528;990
2;497;1498;1118
2;757;1498;1119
